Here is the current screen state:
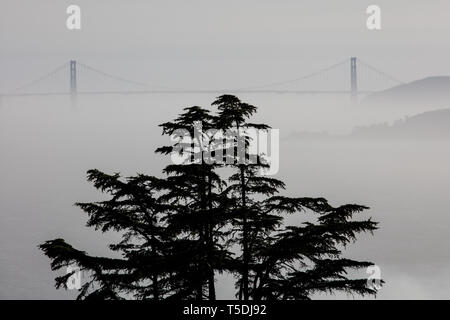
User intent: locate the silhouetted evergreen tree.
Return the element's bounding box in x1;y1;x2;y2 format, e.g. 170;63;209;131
40;95;381;300
40;170;171;299
156;106;233;300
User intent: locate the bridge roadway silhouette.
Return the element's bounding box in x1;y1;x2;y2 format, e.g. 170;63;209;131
0;57;404;101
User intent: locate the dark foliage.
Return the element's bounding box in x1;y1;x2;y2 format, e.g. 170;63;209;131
40;95;381;300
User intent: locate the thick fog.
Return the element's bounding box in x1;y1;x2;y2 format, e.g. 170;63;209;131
1;1;450;299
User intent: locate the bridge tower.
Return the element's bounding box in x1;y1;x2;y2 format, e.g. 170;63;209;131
350;57;358;103
70;60;77;102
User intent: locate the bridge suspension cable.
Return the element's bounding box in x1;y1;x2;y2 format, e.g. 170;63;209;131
77;61;183;90
1;57;407;97
230;58;350;90
8;62;69;93
357;59;405;85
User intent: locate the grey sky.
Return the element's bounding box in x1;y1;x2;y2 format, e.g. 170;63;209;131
1;1;450;300
2;0;450;90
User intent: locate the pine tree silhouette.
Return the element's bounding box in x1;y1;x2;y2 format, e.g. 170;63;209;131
40;95;381;300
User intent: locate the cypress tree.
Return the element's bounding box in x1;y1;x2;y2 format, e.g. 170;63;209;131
40;95;381;300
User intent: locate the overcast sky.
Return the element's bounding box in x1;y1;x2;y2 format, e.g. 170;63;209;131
1;1;450;300
2;0;450;90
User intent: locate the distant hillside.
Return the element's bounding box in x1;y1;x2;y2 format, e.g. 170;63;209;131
351;108;450;139
364;76;450;107
286;109;450;140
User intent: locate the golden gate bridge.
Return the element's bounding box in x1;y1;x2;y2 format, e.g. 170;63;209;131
0;57;404;103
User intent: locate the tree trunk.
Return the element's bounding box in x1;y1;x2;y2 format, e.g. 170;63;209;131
241;165;249;300
207;169;216;300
